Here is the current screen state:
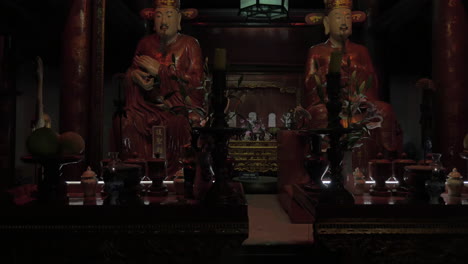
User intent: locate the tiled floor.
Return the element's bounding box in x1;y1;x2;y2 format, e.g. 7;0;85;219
243;194;313;245
225;194;317;263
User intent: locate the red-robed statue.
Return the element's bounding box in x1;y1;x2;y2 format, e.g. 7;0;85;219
113;0;204;176
304;0;402;158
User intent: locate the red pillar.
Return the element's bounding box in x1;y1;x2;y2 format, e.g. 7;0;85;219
88;0;106;174
0;35;17;188
60;0;92;179
433;0;468;174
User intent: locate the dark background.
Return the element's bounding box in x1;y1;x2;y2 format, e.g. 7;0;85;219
0;0;433;78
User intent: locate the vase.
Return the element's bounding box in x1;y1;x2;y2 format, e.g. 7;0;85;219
392;153;416;196
368;153;392;196
424;153;446;204
81;166;97;198
404;165;432;203
174;173;185;195
193;151;214;200
146;158;169;197
303;133;329;195
102;152;143;205
446;168;463;197
303;155;329;193
353;168;366;196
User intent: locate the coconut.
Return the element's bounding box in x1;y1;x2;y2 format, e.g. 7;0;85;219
26;127;60;157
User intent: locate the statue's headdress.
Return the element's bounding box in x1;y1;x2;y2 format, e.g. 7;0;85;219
305;0;366;25
140;0;198;20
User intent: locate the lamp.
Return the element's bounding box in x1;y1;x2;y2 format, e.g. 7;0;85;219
239;0;289;20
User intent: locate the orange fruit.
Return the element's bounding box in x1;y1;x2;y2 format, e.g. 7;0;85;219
59;131;85;155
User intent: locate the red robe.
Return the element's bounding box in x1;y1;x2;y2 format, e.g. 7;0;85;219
114;33;204;176
304;39;402;158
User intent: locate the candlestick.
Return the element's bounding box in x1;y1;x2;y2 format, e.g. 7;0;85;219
213;48;227;71
329;50;342;73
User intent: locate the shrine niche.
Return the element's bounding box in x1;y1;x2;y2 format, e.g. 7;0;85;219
225;70;301;131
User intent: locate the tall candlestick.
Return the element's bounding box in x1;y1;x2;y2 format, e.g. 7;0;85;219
210;48;228;128
213;48;227;71
329;50;342;73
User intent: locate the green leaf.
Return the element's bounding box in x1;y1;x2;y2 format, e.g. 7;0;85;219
351;70;357;82
185;96;193;106
237;75;244;88
179;77;189;84
358;81;366;95
179;85;187;99
314;59;320;73
172;54;176;64
193;107;207;118
315;74;325;104
365;75;373;93
163;91;177;100
314;74;322;86
170;75;179;81
170;105;186;114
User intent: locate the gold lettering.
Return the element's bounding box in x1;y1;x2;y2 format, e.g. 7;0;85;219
446;17;458;37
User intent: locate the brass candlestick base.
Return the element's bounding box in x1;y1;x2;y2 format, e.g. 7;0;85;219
146;158;168;197
21;155;82;205
193;127;245;206
370;188;392;197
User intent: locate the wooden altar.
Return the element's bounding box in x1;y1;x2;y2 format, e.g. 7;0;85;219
291;184;468;264
0;183;248;264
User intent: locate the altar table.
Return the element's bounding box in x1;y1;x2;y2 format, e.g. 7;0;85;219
0;183;248;264
291;184;468;264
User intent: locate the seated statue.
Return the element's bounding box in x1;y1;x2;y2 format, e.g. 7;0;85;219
304;0;403;162
112;0;204;176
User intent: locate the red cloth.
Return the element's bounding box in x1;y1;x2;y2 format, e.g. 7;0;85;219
114;33;205;176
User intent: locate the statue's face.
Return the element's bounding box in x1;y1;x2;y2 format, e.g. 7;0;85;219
153;7;181;40
326;8;352;41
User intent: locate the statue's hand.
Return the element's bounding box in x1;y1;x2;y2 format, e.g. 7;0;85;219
134;55;160;77
131;69;154;91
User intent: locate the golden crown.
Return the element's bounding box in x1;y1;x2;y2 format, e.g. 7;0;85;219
325;0;353;13
154;0;180;9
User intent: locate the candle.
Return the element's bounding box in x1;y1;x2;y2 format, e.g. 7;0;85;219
213;48;227;71
329;50;342;73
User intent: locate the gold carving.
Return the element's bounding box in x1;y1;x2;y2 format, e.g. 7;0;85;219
227;81;296;93
228;140;278;173
446;17;457;38
449;0;457;8
316;221;468;235
309;15;323;24
352;13;362;20
325;0;353;12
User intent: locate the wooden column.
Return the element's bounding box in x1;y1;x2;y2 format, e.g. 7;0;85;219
433;0;468;174
88;0;106;173
0;35;17;189
60;0;92;179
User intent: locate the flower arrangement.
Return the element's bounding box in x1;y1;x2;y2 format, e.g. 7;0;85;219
239;117;267;140
151;54;211;128
313;57;383;150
